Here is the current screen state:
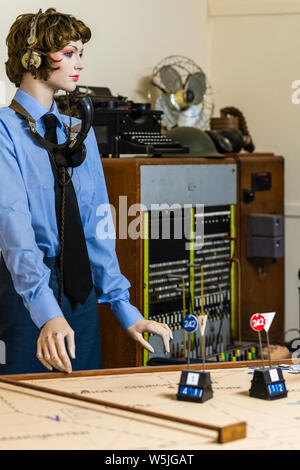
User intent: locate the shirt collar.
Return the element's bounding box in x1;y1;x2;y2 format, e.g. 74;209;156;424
13;89;64;128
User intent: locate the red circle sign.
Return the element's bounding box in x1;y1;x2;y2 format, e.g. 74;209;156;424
250;313;265;332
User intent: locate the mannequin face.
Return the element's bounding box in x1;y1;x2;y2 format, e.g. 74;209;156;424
47;39;84;92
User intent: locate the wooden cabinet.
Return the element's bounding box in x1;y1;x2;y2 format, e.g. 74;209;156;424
98;154;284;368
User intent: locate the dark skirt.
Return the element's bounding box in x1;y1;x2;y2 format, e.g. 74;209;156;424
0;255;102;375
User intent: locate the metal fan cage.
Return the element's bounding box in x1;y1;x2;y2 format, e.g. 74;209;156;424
149;55;214;130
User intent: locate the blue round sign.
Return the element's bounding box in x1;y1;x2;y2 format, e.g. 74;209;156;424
182;314;198;333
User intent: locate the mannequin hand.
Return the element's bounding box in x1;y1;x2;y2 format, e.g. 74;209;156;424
127;319;173;354
36;317;75;373
260;344;291;360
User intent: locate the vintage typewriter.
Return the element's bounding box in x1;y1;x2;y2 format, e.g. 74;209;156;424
89;87;189;157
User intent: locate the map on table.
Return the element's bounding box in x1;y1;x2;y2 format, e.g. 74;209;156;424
0;367;299;450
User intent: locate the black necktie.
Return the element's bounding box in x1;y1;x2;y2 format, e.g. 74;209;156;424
42;113;93;304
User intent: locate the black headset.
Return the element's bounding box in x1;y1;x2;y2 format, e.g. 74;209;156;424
205;128;249;153
205;107;255;154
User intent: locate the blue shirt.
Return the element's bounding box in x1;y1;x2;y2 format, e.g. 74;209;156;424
0;89;143;329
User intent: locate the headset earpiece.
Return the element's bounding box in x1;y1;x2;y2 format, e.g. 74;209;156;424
205;128;246;154
218;129;244;153
21;9;43;72
205;130;233;153
21;49;42;71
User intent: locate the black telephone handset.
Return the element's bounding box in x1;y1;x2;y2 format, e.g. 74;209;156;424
69;96;94;152
65;96;94;167
10;95;95;168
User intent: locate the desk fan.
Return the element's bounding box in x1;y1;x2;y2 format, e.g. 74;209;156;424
149;55;214;130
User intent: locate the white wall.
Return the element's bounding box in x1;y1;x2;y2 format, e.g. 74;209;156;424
209;0;300;340
0;0;210;104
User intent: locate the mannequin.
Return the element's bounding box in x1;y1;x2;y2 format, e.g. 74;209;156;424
0;8;172;374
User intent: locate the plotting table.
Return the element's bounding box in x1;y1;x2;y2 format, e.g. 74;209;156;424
0;361;299;450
